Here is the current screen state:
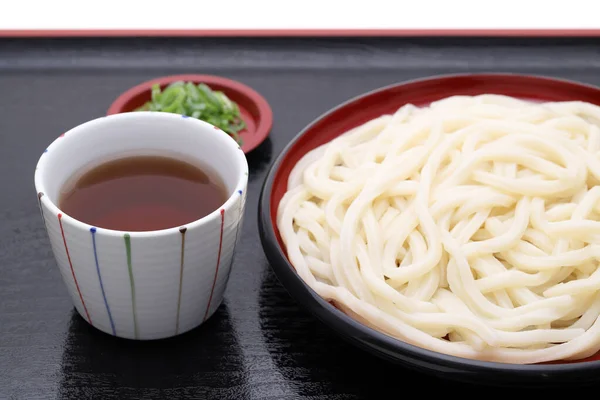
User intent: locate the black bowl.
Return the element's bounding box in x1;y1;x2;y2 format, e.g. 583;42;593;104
258;73;600;385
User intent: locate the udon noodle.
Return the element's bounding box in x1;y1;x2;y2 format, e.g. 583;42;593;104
276;94;600;364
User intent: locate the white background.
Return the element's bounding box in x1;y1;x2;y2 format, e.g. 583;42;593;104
0;0;599;31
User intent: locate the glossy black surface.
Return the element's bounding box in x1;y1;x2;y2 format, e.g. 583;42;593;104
2;37;600;398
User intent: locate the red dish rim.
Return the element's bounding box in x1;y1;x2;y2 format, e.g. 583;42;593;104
107;74;273;154
259;72;600;374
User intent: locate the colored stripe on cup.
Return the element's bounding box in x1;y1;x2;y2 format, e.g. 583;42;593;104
58;213;92;325
90;227;116;336
124;233;138;339
175;227;187;334
203;209;225;321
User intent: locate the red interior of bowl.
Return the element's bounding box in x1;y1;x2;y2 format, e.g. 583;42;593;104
107;74;273;153
268;73;600;364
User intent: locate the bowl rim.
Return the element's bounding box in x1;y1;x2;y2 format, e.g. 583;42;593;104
106;74;273;154
35;111;249;238
258;72;600;375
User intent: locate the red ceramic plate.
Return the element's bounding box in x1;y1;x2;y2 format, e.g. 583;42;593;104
107;74;273;154
259;73;600;385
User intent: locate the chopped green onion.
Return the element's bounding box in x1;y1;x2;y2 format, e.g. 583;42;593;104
135;81;246;145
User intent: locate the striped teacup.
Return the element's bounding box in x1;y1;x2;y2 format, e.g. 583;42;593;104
34;112;248;340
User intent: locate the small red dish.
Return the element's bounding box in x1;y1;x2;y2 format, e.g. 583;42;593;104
107;74;273;154
259;73;600;385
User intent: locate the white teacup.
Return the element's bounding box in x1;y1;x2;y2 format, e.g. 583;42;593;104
34;112;248;340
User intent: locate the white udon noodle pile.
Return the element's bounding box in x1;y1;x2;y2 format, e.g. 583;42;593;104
276;94;600;364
